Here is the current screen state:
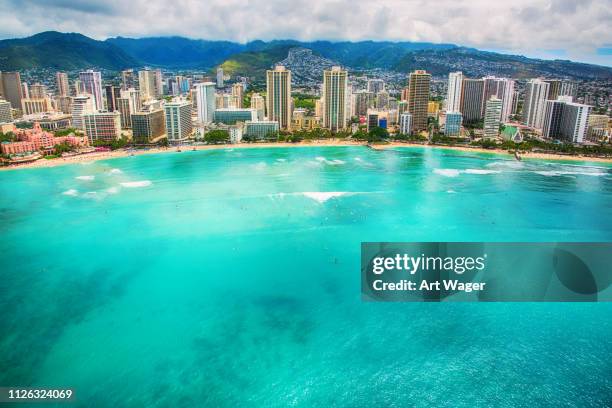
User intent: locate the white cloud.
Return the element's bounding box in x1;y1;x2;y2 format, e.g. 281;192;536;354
1;0;611;65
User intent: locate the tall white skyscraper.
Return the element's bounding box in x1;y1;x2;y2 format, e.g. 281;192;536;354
542;97;591;143
322;66;349;132
195;82;216;124
523;79;550;129
266;66;292;130
446;72;463;112
483;98;502;139
496;78;515;122
399;113;412;135
71;95;95;129
79;70;103;111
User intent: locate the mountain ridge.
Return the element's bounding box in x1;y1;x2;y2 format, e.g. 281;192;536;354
0;32;610;81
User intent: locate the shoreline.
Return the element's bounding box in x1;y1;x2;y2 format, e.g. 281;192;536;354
2;140;611;171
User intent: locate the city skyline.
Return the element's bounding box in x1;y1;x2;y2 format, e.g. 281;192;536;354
0;0;610;67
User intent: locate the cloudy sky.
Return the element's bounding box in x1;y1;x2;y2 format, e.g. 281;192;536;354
1;0;611;66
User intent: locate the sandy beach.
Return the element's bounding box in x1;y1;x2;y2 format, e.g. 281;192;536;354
2;139;611;171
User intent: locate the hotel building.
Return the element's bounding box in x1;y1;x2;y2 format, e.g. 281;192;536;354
266;66;292;130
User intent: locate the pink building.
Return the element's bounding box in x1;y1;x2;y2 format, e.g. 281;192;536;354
1;122;88;155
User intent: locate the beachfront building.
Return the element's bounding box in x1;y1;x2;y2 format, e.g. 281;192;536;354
83;111;122;142
164;101;192;144
542;97;591;143
117;88;142;129
195;82;216;124
483;98;502;139
132;108;166;143
523;79;550;129
445;111;463;137
1;122;88;155
406;70;431;133
244;121;279;140
399;113;412;135
266;66;292;130
139;69;163;100
322;66;349;132
460;78;484;123
446;72;463;113
213;108;257;125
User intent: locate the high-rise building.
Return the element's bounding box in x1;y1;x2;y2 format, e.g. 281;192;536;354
29;83;46;99
459;78;484;123
406;70;431;133
559;81;577;99
322;66;349;132
71;95;95;129
445;112;462;137
74;80;84;95
250;93;265;121
232;83;244;108
446;72;463;113
79;70;104;111
55;96;72;115
56;72;69;97
544;79;562;100
139;69;163;100
376;90;389;110
0;99;13;123
496;79;515;123
367;79;385;94
132;108;166;143
105;85;121;112
83;111;122;142
216;68;224;88
542;100;565;139
353;90;373;117
523;79;550;129
117;88;142;129
586;114;609;142
266;66;292;130
164;101;192;143
399;113;412;135
1;72;23;110
542;97;590;143
483;98;502;139
195;82;216;124
21;82;29;99
121;69;135;91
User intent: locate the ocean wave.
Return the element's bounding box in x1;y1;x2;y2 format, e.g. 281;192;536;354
276;158;287;162
268;191;356;203
109;168;123;174
106;187;120;194
62;189;78;196
447;189;457;194
486;161;524;169
76;175;95;181
315;156;345;165
82;191;99;199
301;192;351;203
120;180;152;188
433;169;460;177
533;170;606;177
464;169;501;175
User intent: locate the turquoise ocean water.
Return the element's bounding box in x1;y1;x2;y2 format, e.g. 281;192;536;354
1;146;611;407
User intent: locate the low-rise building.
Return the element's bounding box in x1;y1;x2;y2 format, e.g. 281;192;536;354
244;121;279;140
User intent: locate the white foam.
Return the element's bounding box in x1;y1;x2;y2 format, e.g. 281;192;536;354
276;158;287;162
106;186;120;194
76;175;95;181
534;170;606;177
252;162;268;170
120;180;152;188
486;161;523;169
314;156;345;166
433;169;460;177
464;169;501;175
447;189;457;194
82;191;99;199
302;192;350;203
109;168;123;174
62;189;78;196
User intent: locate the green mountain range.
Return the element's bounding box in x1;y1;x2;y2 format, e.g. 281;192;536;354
0;31;610;81
0;32;137;70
